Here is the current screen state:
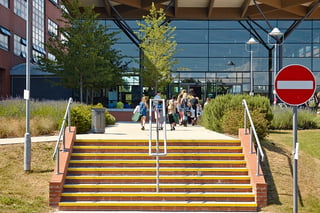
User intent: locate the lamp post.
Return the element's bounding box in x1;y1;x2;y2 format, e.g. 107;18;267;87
24;0;32;172
268;27;283;105
246;37;258;96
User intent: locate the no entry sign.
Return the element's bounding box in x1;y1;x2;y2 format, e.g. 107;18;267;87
275;64;316;105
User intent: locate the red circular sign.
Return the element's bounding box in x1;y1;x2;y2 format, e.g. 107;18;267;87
275;64;316;105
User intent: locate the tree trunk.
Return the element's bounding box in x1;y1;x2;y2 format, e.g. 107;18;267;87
80;75;83;103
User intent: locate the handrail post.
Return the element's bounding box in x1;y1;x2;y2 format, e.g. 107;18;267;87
250;127;253;154
256;151;261;176
68;98;72;132
56;146;60;175
62;127;66;152
243;101;248;135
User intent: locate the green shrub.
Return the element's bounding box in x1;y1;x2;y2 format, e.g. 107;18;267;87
70;103;115;134
271;106;318;129
202;94;272;139
70;105;92;134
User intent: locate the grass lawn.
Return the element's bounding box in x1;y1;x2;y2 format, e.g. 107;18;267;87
0;129;319;212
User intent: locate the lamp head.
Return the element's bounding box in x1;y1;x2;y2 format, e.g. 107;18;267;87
269;27;283;37
246;37;258;45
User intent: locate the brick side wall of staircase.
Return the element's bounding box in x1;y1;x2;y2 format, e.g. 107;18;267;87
49;127;76;207
239;129;268;208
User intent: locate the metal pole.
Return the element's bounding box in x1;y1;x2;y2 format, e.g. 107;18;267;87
293;106;298;213
273;43;277;105
250;50;254;96
24;0;32;172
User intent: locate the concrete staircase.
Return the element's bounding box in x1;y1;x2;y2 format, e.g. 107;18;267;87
58;139;258;212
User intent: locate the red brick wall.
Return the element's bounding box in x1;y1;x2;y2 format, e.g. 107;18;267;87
238;128;268;208
49;126;76;207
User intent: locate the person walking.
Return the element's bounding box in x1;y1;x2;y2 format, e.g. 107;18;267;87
139;96;148;130
176;89;186;125
167;96;177;130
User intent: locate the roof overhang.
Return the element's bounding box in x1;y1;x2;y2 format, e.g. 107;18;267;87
74;0;320;20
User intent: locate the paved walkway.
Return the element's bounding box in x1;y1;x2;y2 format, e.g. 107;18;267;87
0;122;236;145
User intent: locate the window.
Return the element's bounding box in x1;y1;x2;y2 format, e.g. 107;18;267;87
49;0;58;5
14;34;26;57
0;0;8;8
32;0;45;51
14;0;27;20
0;26;10;51
48;19;58;36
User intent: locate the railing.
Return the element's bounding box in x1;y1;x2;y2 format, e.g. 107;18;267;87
148;98;167;192
52;97;73;175
242;99;265;176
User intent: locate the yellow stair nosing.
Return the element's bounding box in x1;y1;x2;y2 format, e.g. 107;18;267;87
72;145;242;150
59;201;257;207
67;167;249;172
71;153;244;157
69;159;246;164
75;139;240;143
63;183;253;189
66;175;250;180
61;192;255;197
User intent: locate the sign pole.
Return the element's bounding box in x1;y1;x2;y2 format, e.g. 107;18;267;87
293;106;298;213
275;64;316;213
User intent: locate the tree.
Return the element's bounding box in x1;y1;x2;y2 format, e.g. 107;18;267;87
39;0;123;103
137;3;178;92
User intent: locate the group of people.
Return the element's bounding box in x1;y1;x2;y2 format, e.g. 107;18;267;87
135;89;205;131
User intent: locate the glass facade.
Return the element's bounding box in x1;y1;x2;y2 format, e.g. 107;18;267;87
32;0;45;59
101;19;320;104
14;0;27;20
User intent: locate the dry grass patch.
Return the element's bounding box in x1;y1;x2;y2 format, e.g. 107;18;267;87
0;117;57;138
0;142;56;213
261;130;320;213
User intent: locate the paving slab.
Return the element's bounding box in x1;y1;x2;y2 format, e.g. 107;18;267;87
0;122;237;145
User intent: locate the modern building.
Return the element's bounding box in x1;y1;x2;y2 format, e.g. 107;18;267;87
1;0;320;105
80;0;320;106
0;0;71;100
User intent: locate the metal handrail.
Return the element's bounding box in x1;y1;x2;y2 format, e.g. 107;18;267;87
148;98;167;156
242;99;265;176
52;97;73;175
148;98;167;193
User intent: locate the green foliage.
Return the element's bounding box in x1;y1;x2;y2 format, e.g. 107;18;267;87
38;0;124;103
71;103;115;134
202;94;272;139
271;107;318;129
116;101;124;109
137;3;178;91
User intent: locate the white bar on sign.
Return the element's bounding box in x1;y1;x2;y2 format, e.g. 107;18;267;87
277;81;313;89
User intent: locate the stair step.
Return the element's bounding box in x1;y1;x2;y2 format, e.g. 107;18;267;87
58;201;258;212
72;145;242;150
65;175;250;184
66;175;250;180
68;159;246;167
72;145;243;153
60;192;255;202
75;139;241;143
63;183;253;192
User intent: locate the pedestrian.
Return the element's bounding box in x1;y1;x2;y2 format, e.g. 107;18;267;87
204;97;211;107
180;93;189;127
139;96;148;130
153;91;164;130
167;96;177;130
177;89;187;125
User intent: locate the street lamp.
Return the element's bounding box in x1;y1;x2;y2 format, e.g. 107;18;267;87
268;27;283;105
246;37;258;96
